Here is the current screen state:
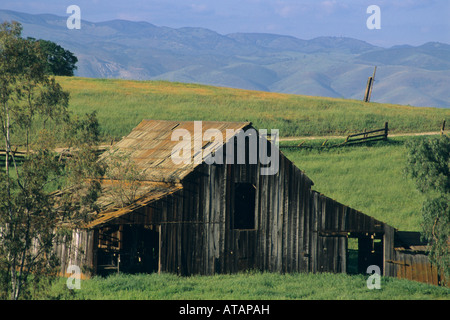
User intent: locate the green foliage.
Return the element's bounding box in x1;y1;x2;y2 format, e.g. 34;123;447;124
27;38;78;76
0;21;102;300
421;195;450;279
405;135;450;285
103;147;146;207
406;135;450;194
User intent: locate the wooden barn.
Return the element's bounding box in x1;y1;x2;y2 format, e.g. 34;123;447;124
54;119;440;285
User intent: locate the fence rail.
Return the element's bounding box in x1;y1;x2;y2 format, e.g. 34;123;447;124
280;122;389;149
343;122;388;145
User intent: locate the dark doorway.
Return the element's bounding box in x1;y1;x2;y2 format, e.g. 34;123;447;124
96;225;160;276
96;225;121;276
233;183;256;229
347;233;383;275
347;237;359;274
121;225;160;274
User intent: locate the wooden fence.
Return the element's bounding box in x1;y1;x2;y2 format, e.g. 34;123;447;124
280;122;389;149
342;122;388;145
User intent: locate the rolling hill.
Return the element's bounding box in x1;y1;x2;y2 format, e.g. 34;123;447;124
55;77;450;140
1;9;449;109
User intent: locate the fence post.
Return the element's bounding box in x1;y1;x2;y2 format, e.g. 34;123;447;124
441;120;446;135
384;122;388;140
364;77;372;102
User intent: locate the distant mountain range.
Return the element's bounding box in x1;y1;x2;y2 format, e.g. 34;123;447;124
1;9;449;108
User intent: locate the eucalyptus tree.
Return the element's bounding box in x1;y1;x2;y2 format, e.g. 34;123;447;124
406;135;450;286
0;21;103;300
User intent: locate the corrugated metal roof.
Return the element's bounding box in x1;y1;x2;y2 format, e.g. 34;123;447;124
85;181;182;229
87;119;251;228
99;119;252;183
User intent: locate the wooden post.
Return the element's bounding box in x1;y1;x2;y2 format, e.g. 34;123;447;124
384;122;388;140
158;224;162;274
441;120;446;135
367;66;377;102
363;77;372;102
363;66;377;102
383;225;395;277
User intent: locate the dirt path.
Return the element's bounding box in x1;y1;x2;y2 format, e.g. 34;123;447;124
279;131;443;141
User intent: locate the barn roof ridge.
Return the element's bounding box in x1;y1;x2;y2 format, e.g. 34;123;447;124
99;119;256;183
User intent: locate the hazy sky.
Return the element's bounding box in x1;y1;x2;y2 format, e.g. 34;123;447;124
1;0;449;47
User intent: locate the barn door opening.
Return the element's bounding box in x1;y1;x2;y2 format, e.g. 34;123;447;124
347;233;383;275
96;225;160;276
121;225;160;274
97;225;121;276
347;237;359;274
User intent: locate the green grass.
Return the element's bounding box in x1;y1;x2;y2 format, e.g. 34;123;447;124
58;77;449;140
281;136;429;231
43;272;449;300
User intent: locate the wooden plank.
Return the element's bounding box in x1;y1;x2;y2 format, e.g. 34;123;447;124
383;225;395;277
266;171;273;271
346;128;386;138
274;164;282;272
290;164;299;272
302;172;310;272
298;172;303;272
205;165;213;274
310;191;319;273
340;235;347;273
281;156;289;272
253;162;261;271
212;165;221;274
217;164;226;274
319;231;349;237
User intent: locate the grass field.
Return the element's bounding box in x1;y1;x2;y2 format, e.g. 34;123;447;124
58;77;449;140
280;136;428;231
42;272;449;300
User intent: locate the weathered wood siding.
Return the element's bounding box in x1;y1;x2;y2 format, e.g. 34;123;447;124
392;250;441;285
54;229;96;278
148;150;390;276
56;143;394;278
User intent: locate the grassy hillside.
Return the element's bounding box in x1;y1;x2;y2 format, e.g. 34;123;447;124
58;77;449;140
282;137;427;231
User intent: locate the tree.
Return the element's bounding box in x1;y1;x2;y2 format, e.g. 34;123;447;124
103;147;145;207
405;134;450;285
28;38;78;76
0;21;102;300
